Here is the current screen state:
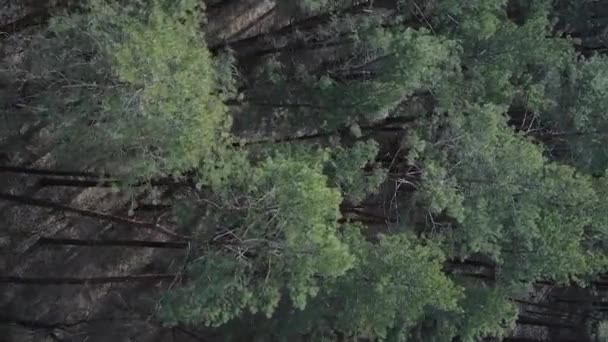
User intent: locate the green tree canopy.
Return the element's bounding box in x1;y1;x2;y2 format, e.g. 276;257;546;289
12;0;232;180
161;153;354;326
413;104;608;283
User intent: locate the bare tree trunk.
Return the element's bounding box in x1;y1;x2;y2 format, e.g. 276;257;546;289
1;166;195;188
516;317;578;330
0;165;106;178
0;193;185;238
37;177;191;188
0;274;178;285
38;237;188;249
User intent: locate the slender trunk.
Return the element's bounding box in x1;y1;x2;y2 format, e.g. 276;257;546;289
244;37;350;59
0;274;178;285
340;207;396;223
523;309;586;323
37;177;191;188
513;299;568;312
0;193;185;238
338;217;386;225
0;166;194;188
36;178;123;188
0;165;106;178
516;317;577;330
226;99;329;110
236;131;334;146
38;237;188;249
134;204;172;212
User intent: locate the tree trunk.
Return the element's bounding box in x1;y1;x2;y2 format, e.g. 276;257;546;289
235;131;335;146
226;99;329;110
516;317;577;330
0;274;178;285
37;177;191;188
340;207;396;223
0;193;185;238
244;37;350;59
0;165;106;178
38;237;188;249
0;165;195;188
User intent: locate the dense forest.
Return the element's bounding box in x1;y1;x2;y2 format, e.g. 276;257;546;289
1;0;608;341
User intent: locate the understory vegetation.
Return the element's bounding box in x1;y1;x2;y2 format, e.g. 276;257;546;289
2;0;608;341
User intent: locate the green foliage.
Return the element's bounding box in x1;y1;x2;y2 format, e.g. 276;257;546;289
413;286;517;342
325;231;462;340
8;0;608;339
456;287;518;341
414;104;608;283
434;0;573;114
324;140;387;203
541;55;608;172
264;227;462;341
18;0;232;180
161;155;354;326
308;28;458;126
435;0;507;38
248;26;458;130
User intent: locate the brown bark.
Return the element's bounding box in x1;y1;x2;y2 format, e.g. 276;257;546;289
0;193;185;238
0;165;106;178
234;131;334;147
38;237;188;249
340;207;397;223
516;317;578;330
37;177;191;188
0;166;194;188
0;274;178;285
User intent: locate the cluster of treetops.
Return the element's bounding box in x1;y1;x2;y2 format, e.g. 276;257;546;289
2;0;608;340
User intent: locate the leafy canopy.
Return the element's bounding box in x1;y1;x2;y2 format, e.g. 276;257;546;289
161;154;354;326
19;0;232;180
